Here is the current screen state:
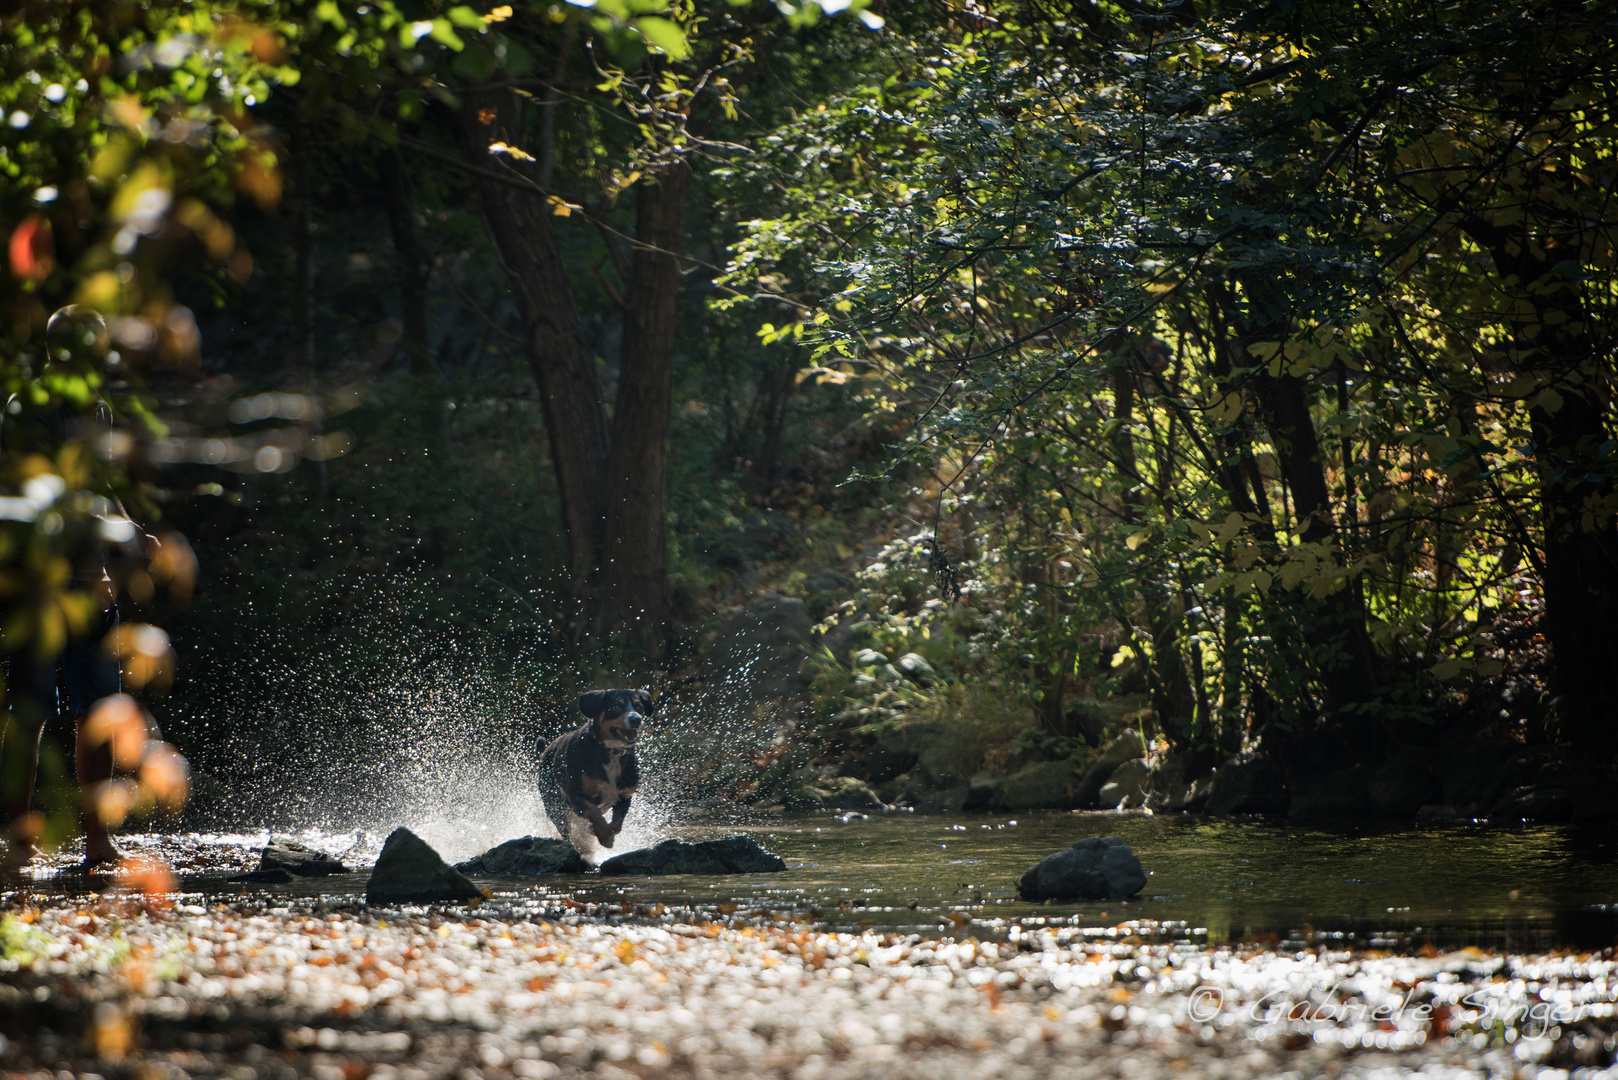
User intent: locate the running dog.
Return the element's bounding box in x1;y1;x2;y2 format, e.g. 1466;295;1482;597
538;688;649;852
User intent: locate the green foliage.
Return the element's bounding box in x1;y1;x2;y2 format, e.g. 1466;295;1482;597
724;0;1618;758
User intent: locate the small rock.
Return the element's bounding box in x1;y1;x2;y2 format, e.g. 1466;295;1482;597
598;835;787;876
454;836;588;876
365;828;486;906
1019;835;1147;901
833;812;869;825
896;653;937;686
261;841;348;877
854;648;888;667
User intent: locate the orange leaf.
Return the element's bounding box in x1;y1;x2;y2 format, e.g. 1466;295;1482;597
8;216;54;282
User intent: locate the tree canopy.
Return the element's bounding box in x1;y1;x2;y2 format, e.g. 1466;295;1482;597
2;0;1614;826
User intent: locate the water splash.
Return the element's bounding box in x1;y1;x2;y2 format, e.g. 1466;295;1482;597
165;576;800;866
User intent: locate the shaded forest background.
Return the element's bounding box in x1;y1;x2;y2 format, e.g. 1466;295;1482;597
2;0;1615;827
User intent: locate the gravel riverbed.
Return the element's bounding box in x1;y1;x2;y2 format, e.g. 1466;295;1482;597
2;885;1616;1080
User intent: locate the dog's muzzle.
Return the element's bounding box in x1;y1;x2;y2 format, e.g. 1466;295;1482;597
603;710;643;751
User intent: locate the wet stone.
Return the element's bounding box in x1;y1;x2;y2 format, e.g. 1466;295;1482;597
1019;835;1148;900
598;835;787;876
260;840;348;877
454;836;588;876
365;827;486;905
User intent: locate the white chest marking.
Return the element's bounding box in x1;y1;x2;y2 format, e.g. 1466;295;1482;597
593;754;623;808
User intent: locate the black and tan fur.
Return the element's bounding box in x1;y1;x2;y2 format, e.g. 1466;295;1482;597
538;688;649;852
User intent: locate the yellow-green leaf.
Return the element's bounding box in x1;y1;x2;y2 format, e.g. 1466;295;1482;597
635;16;690;59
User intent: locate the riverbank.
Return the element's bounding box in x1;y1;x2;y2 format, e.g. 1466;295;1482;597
2;888;1615;1080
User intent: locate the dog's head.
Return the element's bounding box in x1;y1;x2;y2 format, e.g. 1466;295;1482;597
579;688;651;752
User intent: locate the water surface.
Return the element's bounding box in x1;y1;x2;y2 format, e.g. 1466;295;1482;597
12;811;1615;951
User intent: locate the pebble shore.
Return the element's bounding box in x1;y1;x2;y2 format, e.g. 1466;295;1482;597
2;889;1616;1080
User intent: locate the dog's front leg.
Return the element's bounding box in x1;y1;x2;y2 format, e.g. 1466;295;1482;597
608;795;632;838
585;807;617;847
568;789;618;848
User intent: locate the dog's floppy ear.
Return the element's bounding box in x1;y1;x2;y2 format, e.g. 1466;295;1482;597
578;690;610;718
633;688;653;715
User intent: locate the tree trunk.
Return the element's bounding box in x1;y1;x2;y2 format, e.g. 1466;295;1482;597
1222;279;1379;720
458;90;611;603
1249;365;1380;713
383;149;434;377
752;353;796;488
600;162;691;655
1465;223;1618;755
1528;378;1618;754
290;133;315;387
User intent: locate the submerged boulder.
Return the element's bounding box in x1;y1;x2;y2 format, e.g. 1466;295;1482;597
1019;835;1147;901
454;836;588;876
598;835;787;876
365;828;486;905
261;840;348;877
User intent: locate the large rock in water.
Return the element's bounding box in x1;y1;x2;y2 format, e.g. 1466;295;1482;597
365;828;486;905
454;836;588;876
1019;836;1147;900
598;836;786;876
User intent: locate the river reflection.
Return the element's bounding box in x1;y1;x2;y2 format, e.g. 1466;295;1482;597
558;812;1618;950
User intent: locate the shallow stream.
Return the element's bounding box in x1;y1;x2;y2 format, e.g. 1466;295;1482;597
9;812;1618;952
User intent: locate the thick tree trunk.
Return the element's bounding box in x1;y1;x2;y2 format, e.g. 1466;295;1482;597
1466;224;1618;755
600;162;691;655
458;90;611;602
1528;379;1618;753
